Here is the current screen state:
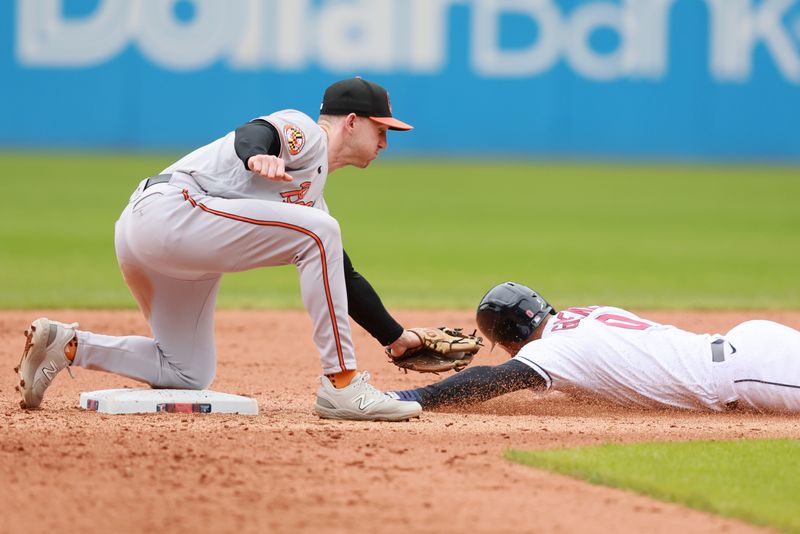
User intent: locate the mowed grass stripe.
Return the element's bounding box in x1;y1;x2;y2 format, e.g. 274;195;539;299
506;439;800;533
1;152;798;308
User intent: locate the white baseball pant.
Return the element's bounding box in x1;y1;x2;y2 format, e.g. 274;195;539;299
72;173;356;388
726;320;800;412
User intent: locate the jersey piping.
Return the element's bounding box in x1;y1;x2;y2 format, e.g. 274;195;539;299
734;378;800;389
181;189;347;371
513;354;553;388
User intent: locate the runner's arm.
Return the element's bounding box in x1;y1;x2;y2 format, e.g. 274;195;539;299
389;359;546;409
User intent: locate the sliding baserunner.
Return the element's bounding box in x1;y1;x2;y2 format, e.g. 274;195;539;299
391;282;800;413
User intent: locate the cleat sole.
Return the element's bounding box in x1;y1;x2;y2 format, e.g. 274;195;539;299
16;322;39;409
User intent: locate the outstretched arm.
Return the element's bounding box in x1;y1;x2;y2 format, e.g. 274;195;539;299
342;250;405;346
389;359;546;409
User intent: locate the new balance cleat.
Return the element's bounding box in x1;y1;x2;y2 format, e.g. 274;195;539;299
314;371;422;422
16;318;78;409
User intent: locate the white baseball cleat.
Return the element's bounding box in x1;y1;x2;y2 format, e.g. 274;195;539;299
314;371;422;422
15;318;78;409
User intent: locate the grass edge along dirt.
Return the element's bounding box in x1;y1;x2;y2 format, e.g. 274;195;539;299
506;438;800;533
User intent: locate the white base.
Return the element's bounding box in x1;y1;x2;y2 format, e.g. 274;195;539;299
79;388;259;415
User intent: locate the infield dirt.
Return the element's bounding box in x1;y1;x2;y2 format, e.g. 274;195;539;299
2;310;799;534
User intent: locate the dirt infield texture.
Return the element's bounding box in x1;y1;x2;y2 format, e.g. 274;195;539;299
2;310;799;534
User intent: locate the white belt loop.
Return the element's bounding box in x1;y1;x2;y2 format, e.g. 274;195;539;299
710;337;738;406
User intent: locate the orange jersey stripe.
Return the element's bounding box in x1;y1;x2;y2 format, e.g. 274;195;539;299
182;189;347;371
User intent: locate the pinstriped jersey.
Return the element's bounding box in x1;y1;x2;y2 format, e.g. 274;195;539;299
162;109;330;212
513;306;723;411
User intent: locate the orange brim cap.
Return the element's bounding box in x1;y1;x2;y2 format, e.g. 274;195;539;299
369;116;413;131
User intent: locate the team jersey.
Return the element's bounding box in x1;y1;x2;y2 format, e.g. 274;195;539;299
162;109;329;212
513;306;724;411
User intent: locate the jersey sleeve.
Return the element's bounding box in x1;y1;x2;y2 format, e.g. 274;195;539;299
259;110;324;171
233;120;281;169
512;345;555;389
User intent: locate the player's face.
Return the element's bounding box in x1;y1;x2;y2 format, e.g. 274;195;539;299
349;117;388;168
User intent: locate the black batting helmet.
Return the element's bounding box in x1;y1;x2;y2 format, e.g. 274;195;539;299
476;282;556;345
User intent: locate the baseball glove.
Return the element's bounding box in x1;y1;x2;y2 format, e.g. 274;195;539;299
388;327;483;374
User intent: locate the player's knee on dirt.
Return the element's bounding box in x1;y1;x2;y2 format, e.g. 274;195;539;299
152;370;215;390
182;367;216;390
150;357;216;390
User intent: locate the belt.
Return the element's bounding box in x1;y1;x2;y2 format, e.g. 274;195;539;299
143;174;172;190
710;338;726;363
710;338;739;410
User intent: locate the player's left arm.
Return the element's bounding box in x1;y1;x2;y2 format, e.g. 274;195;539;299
389;359;546;409
342;250;406;346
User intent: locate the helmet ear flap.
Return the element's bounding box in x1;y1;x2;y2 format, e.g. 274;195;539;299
476;308;533;345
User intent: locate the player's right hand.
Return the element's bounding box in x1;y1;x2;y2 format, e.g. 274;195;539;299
385;329;424;358
248;154;294;182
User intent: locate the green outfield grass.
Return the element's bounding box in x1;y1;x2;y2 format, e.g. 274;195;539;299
1;152;798;309
506;439;800;533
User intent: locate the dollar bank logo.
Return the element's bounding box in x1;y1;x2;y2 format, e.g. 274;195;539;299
15;0;800;83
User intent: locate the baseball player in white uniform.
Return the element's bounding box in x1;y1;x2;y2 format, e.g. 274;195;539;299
390;282;800;413
16;78;425;421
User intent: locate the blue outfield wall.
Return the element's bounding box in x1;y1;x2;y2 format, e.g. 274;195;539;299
1;0;799;160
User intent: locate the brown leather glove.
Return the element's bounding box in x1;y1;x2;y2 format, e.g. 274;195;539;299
388;327;482;374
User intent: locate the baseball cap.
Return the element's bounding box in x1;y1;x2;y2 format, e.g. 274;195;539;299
320;77;413;131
